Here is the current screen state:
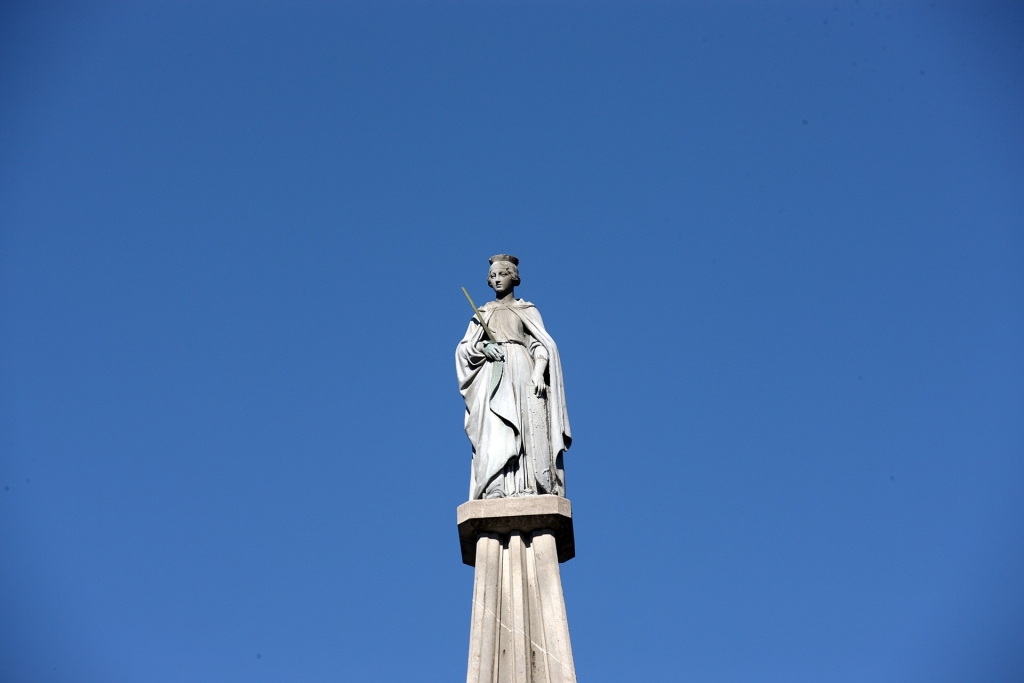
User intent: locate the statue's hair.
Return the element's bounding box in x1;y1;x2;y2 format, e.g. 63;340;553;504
488;260;520;288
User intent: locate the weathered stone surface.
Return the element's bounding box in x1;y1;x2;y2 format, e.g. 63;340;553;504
457;495;574;566
465;529;577;683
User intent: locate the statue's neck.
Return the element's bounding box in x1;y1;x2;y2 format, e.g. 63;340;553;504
494;289;516;304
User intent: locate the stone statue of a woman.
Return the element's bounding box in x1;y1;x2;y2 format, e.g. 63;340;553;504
456;255;572;500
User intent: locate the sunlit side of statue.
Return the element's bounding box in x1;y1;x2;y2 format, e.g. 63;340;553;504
456;255;572;500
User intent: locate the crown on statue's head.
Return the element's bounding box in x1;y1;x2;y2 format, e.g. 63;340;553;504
489;254;519;266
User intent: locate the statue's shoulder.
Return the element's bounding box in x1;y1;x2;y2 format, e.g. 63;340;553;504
512;300;545;326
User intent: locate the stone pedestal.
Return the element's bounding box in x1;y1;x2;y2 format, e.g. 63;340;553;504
457;496;577;683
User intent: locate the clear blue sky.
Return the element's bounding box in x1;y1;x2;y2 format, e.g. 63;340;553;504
1;2;1022;681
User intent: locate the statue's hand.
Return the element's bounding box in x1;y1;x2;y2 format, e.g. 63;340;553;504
531;371;548;398
482;342;504;362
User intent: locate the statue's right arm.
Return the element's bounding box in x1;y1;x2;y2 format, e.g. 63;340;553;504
457;322;488;367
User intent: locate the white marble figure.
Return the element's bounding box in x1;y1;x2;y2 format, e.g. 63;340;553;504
457;255;572;500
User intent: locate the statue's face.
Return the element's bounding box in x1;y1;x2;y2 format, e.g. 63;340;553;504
488;265;515;293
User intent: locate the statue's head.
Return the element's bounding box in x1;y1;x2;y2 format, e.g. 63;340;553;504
487;254;520;293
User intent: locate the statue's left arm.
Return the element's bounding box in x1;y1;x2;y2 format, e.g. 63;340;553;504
516;304;571;451
528;337;549;397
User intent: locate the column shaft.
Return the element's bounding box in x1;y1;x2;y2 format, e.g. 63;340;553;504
465;530;576;683
531;531;576;683
467;534;502;683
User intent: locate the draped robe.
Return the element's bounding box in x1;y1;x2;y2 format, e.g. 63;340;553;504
456;299;572;500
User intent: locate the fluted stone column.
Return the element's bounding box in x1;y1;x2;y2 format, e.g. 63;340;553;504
457;496;577;683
